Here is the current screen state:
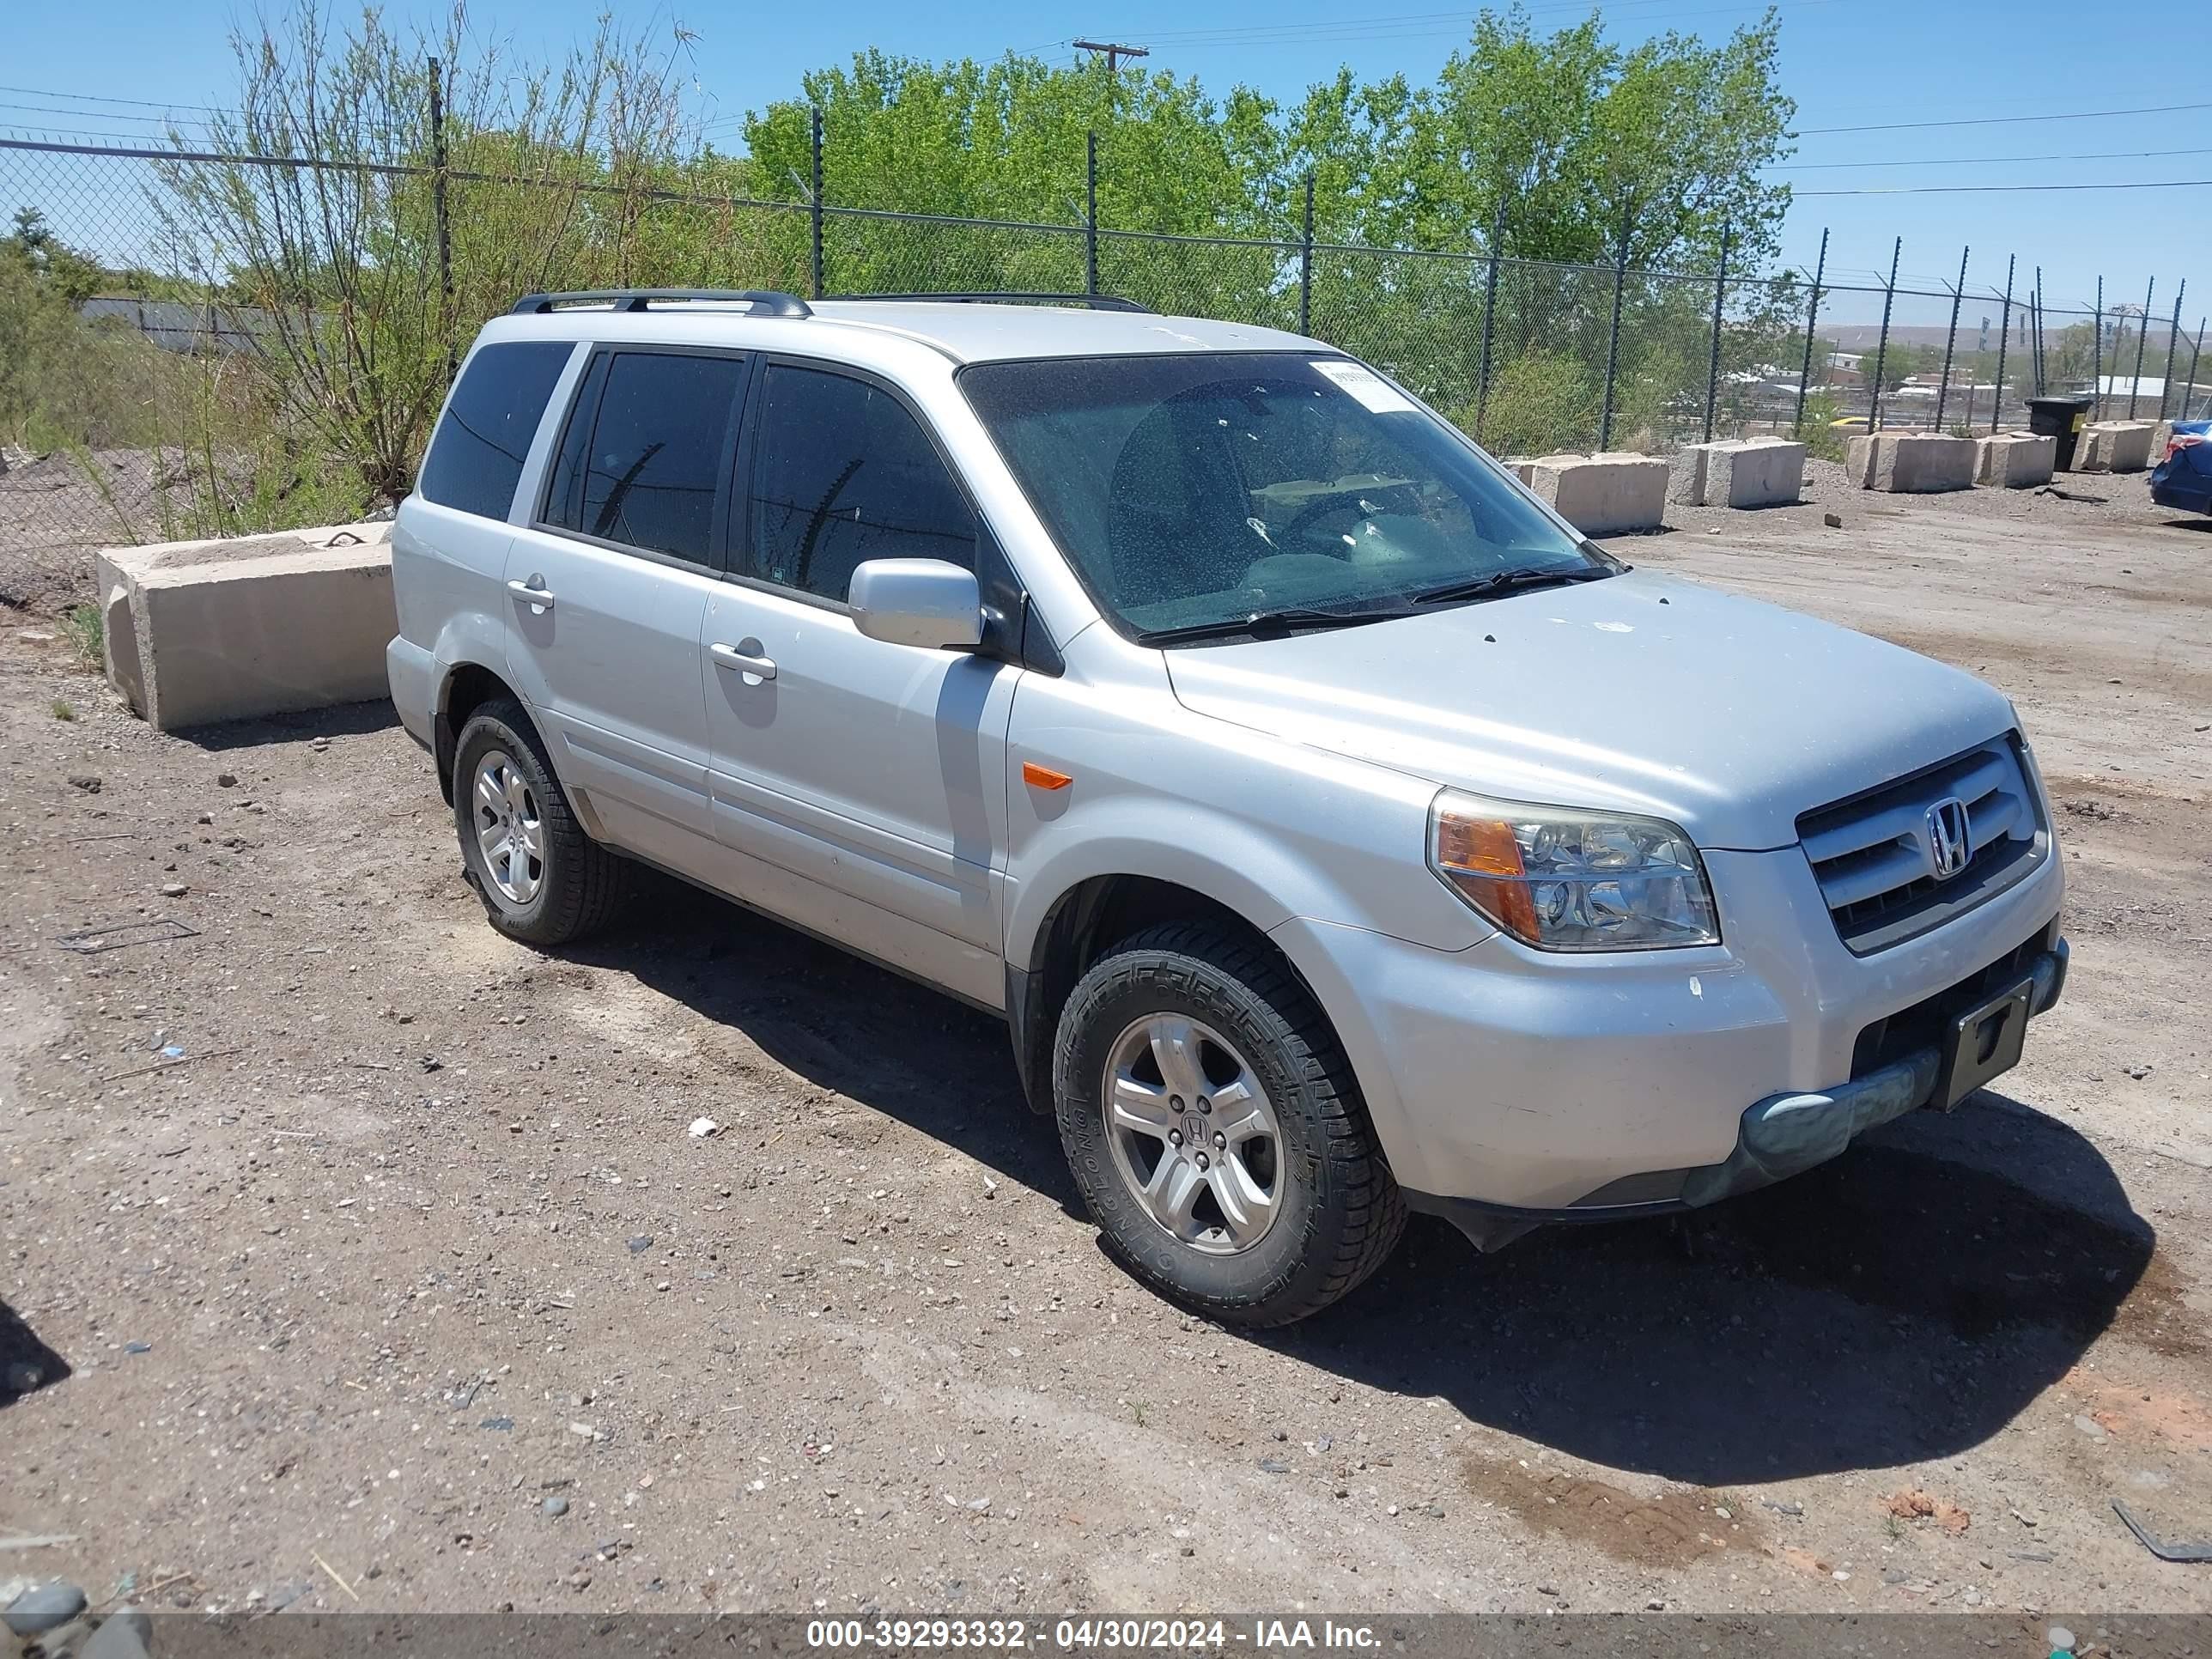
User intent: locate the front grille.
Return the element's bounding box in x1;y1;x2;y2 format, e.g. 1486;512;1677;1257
1797;735;2047;955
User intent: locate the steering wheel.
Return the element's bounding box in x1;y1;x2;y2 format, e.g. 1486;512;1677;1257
1279;481;1421;541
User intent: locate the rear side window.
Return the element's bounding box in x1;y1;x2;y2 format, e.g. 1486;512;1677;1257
745;365;977;603
417;340;572;519
544;350;746;565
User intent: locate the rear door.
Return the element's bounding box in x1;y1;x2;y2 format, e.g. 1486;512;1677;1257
699;359;1018;1000
500;345;750;870
404;337;576;680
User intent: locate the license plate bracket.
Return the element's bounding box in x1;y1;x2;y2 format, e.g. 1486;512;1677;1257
1935;977;2033;1110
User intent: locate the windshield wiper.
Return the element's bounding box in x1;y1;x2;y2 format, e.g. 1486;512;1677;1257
1134;606;1408;645
1410;565;1615;605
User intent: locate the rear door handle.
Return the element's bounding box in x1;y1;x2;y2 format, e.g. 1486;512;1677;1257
709;641;776;681
507;578;556;610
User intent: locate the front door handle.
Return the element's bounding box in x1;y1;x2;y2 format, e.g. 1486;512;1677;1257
507;577;556;610
709;641;777;681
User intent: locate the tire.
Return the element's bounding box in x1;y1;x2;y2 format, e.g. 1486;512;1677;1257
452;697;627;946
1051;921;1406;1327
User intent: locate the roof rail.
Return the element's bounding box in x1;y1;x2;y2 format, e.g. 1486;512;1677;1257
825;291;1152;313
511;289;812;318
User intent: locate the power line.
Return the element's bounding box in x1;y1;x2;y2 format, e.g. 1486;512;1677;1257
1796;176;2212;196
1771;145;2212;172
1800;100;2212;136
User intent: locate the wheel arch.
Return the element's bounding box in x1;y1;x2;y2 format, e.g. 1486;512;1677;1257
1005;871;1337;1119
434;659;528;805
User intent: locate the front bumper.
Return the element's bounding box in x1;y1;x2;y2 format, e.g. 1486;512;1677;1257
1401;934;2066;1250
1269;833;2066;1233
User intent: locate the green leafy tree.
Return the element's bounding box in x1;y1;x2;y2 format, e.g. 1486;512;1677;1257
1274;6;1793;268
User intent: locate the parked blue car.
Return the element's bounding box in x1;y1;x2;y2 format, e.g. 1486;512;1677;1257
2149;420;2212;514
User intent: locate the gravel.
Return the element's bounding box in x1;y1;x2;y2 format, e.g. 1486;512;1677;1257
0;492;2206;1615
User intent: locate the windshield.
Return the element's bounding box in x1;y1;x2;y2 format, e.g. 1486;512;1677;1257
957;352;1602;641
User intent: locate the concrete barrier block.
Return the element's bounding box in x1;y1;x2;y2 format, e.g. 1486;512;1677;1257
1525;451;1670;535
1668;446;1711;506
1975;432;2056;489
99;522;395;731
1704;437;1805;507
1847;431;1976;493
2076;420;2158;473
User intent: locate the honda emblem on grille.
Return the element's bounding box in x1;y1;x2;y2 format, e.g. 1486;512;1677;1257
1926;796;1973;879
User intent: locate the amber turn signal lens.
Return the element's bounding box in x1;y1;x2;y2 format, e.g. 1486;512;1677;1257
1022;761;1073;791
1433;813;1539;941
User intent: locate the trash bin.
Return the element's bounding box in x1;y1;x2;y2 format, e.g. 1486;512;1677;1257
2027;394;2094;471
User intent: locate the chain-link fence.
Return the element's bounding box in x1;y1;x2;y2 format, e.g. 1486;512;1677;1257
3;129;2205;577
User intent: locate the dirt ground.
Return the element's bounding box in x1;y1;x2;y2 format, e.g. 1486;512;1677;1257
1;467;2208;1624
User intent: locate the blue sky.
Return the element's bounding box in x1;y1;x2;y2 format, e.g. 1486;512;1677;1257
4;0;2203;337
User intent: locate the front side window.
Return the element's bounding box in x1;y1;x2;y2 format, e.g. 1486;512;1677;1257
417;339;572;520
544;350;745;564
745;365;977;603
957;352;1603;641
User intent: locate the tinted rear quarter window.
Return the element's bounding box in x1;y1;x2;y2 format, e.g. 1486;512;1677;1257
417;340;573;519
544;350;746;565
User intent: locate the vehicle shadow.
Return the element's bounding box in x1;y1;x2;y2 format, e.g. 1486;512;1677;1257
177;698;399;750
1273;1093;2161;1485
565;876;1079;1214
574;878;2159;1486
0;1298;71;1409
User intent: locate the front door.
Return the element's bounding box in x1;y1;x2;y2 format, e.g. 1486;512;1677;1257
500;346;750;871
700;360;1018;1002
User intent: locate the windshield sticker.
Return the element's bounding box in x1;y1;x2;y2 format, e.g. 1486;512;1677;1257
1312;360;1418;415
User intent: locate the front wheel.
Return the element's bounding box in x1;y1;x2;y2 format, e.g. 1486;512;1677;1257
1051;921;1406;1327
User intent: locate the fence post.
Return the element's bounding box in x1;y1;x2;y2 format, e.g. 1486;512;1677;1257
1702;222;1731;444
1936;244;1968;430
428;55;456;387
1990;254;2014;434
2158;279;2185;418
1598;199;1631;452
809;107;825;301
1794;227;1828;433
2130;276;2154;417
1085;131;1099;299
1474;200;1506;445
2092;277;2104;421
1297;172;1315;337
2190;319;2207;418
2032;270;2045;395
1869;237;1902;432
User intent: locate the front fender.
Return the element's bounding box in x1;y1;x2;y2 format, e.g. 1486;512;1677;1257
1003;669;1491;969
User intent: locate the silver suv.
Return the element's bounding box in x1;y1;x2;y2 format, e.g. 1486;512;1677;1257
386;288;2068;1327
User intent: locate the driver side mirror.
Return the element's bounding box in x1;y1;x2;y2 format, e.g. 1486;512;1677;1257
848;558;984;651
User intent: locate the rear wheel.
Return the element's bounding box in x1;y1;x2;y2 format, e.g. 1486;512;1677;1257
452;698;627;945
1051;921;1405;1327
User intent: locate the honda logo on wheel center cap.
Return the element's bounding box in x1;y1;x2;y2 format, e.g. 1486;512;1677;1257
1926;796;1973;880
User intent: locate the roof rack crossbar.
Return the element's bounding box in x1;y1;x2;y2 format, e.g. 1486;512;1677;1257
824;291;1152;313
511;288;812;318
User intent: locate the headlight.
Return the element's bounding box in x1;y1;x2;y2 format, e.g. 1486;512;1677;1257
1429;789;1719;951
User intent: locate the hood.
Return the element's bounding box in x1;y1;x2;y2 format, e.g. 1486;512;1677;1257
1163;569;2017;850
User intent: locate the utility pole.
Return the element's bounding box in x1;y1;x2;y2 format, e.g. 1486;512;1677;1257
1073;40;1149;71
